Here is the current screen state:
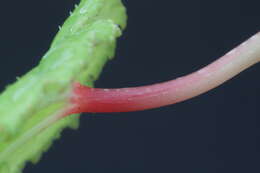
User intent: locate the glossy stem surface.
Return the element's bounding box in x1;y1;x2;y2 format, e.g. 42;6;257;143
69;32;260;114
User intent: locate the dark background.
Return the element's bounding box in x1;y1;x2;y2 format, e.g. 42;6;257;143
0;0;259;172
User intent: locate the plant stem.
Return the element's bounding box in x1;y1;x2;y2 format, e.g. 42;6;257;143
68;32;260;114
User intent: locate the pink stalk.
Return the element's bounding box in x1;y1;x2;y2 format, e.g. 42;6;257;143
68;32;260;114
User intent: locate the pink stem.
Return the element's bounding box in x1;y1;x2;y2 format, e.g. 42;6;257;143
68;32;260;114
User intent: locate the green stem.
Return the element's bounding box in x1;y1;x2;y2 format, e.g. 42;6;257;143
0;1;127;172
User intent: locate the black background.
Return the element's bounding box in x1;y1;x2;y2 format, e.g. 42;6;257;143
0;0;259;173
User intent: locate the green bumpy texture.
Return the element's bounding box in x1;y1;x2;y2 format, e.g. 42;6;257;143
0;0;127;172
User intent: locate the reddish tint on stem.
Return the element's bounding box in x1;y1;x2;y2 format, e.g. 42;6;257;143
67;32;260;115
